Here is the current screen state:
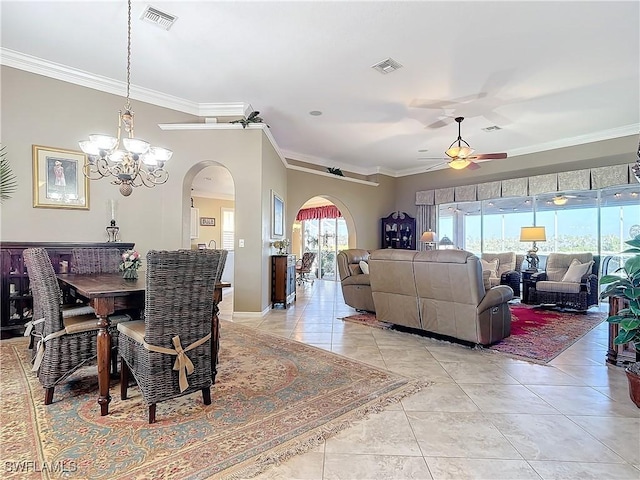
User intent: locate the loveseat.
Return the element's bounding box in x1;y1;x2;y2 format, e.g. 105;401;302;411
368;249;513;345
529;252;600;311
337;249;375;313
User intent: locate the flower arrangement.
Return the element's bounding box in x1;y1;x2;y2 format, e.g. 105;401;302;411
271;239;290;254
119;249;142;279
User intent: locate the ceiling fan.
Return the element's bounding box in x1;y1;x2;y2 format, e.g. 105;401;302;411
551;194;578;205
419;117;507;171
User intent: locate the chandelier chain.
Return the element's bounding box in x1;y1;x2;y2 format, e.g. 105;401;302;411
126;0;132;110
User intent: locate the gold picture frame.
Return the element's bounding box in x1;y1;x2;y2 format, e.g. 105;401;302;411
32;145;89;209
271;190;285;238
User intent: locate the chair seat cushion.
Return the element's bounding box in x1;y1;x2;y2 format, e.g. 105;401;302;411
342;273;370;287
117;320;146;344
61;305;96;318
535;280;581;294
63;313;101;334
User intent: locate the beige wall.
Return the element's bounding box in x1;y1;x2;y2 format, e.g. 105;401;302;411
190;197;235;248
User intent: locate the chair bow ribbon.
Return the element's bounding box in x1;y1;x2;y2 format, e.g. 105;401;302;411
31;327;68;372
23;317;45;337
143;333;211;392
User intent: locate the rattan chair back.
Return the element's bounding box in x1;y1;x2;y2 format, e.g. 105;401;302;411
23;248;64;337
71;248;121;274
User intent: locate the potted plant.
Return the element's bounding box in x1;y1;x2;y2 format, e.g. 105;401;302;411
600;234;640;408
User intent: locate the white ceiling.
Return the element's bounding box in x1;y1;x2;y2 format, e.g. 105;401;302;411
2;1;639;182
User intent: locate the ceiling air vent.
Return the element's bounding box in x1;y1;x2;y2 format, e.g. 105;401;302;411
371;58;403;74
140;5;178;30
482;125;502;132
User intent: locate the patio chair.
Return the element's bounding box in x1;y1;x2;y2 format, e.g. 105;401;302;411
23;248;120;405
296;252;316;285
117;249;225;423
529;252;600;311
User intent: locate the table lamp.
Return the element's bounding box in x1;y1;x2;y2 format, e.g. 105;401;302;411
520;226;546;270
420;230;437;250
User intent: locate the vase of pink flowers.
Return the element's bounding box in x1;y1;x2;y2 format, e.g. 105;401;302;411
119;249;142;280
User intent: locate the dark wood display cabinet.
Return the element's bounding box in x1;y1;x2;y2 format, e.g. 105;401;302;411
1;242;134;338
381;211;416;250
271;254;296;308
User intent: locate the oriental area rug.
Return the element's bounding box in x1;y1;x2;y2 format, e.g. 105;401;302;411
487;304;607;363
0;321;429;480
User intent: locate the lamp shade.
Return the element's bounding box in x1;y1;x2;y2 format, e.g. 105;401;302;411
520;226;546;242
420;231;437;243
439;235;454;246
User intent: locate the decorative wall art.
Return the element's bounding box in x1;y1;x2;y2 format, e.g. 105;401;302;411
32;145;89;209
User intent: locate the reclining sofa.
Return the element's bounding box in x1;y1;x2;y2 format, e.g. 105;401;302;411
368;249;513;345
337;249;375;313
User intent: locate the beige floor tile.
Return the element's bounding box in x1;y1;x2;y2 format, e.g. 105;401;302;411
425;457;541;480
553;364;629;388
401;382;479;413
488;413;625;462
528;460;640;479
503;362;587;386
568;415;640;465
527;385;640;417
324;453;433;480
407;411;522;459
325;410;422;456
439;361;520;385
459;383;559;414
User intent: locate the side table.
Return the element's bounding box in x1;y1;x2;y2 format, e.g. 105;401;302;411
521;269;538;304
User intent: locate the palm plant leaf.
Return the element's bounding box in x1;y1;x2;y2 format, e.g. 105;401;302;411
0;145;18;203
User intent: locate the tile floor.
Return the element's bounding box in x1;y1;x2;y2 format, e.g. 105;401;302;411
218;280;640;480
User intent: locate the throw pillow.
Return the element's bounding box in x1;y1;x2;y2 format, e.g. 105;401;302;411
359;260;369;275
481;259;499;278
561;258;593;283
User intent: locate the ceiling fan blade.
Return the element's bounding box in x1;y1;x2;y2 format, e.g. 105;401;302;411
425;119;451;129
423;162;449;172
470;152;507;160
466;161;481;170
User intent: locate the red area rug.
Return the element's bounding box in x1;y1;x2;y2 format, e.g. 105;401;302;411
488;304;607;363
339;313;392;329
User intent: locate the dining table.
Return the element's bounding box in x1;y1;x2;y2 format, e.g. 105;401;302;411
56;273;229;416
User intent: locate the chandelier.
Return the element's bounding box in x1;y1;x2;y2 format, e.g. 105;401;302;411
79;0;172;196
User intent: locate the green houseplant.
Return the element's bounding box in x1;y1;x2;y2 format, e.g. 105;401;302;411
600;234;640;407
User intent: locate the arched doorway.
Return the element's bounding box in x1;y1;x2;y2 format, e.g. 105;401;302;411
189;164;235;284
293;197;348;281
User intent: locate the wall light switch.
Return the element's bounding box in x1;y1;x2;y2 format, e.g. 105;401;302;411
239;239;245;248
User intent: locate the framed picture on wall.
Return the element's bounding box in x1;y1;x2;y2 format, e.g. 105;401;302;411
271;190;285;238
32;145;89;209
200;217;216;226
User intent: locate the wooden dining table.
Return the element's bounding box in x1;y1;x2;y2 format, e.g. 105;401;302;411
56;273;229;416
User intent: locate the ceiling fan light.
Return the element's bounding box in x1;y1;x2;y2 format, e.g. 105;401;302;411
445;146;461;158
448;159;471;170
457;146;474;158
553;196;568;206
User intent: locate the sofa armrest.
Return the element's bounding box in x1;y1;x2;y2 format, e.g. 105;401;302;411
341;273;370;287
478;285;513;312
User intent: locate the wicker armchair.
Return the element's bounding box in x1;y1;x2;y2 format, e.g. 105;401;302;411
481;252;523;297
296;252;316;285
529;253;600;311
117;249;226;424
23;248;119;405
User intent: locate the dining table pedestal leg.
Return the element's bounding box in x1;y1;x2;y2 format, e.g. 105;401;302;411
92;297;115;416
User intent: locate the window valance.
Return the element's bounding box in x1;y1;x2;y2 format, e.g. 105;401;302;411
416;162;637;205
296;205;342;221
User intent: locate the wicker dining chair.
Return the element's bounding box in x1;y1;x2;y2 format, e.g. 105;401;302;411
71;247;122;274
117;249;226;424
23;248;120;405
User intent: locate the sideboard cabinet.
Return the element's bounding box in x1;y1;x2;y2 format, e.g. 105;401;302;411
381;211;416;250
271;254;296;308
1;242;134;338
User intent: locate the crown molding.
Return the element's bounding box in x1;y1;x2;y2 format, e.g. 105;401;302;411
286;164;379;186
